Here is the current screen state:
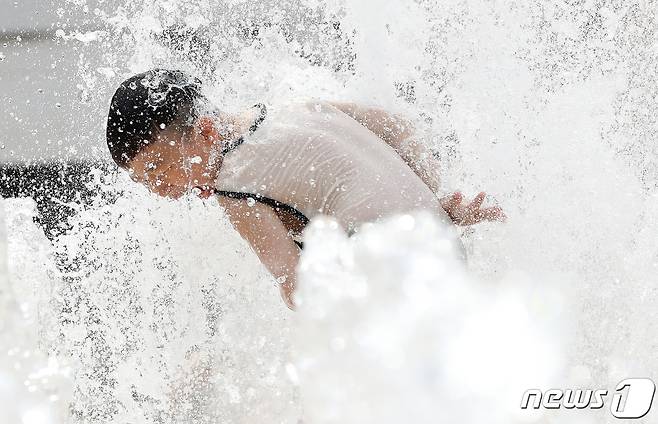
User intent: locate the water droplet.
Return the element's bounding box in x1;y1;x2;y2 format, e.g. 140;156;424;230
150;92;166;103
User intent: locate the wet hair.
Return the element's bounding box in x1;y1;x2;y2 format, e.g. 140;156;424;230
106;69;204;168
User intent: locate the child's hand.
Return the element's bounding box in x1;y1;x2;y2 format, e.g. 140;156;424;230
440;191;507;226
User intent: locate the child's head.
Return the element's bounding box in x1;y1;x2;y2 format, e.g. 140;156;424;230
106;69;222;199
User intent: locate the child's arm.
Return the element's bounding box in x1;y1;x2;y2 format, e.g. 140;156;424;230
218;196;301;310
329;101;506;225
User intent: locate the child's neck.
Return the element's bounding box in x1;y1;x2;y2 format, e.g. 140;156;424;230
231;105;261;137
214;106;261;147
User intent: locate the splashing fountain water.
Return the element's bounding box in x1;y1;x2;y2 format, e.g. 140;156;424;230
0;199;73;424
294;213;567;424
2;0;658;423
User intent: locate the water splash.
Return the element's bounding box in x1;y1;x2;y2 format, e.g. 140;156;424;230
294;213;567;424
3;0;658;422
0;199;73;424
5;175;300;422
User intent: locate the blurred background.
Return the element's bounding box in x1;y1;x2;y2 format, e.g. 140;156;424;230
1;0;110;162
0;0;114;238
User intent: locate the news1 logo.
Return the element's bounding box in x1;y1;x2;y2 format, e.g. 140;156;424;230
521;378;656;419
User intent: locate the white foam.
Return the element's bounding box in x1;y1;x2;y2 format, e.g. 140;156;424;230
294;213;566;424
0;199;72;424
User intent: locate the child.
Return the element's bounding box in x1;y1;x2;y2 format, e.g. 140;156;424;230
106;69;505;309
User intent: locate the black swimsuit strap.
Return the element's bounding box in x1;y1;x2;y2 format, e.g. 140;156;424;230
219;103;268;156
213;189;308;250
212;189;310;226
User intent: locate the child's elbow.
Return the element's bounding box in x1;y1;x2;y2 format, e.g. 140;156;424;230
279;283;296;311
276;273;297;311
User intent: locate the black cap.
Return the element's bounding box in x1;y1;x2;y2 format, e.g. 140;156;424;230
106;69;203;168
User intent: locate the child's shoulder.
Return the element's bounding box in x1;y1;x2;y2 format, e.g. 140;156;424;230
282;97;337;114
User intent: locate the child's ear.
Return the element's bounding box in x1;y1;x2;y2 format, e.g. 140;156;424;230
196;116;219;146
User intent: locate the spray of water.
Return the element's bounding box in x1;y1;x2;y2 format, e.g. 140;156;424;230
0;199;73;424
2;0;658;422
294;213;567;424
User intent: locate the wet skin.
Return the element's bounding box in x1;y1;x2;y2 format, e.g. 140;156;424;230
128;116;228;200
